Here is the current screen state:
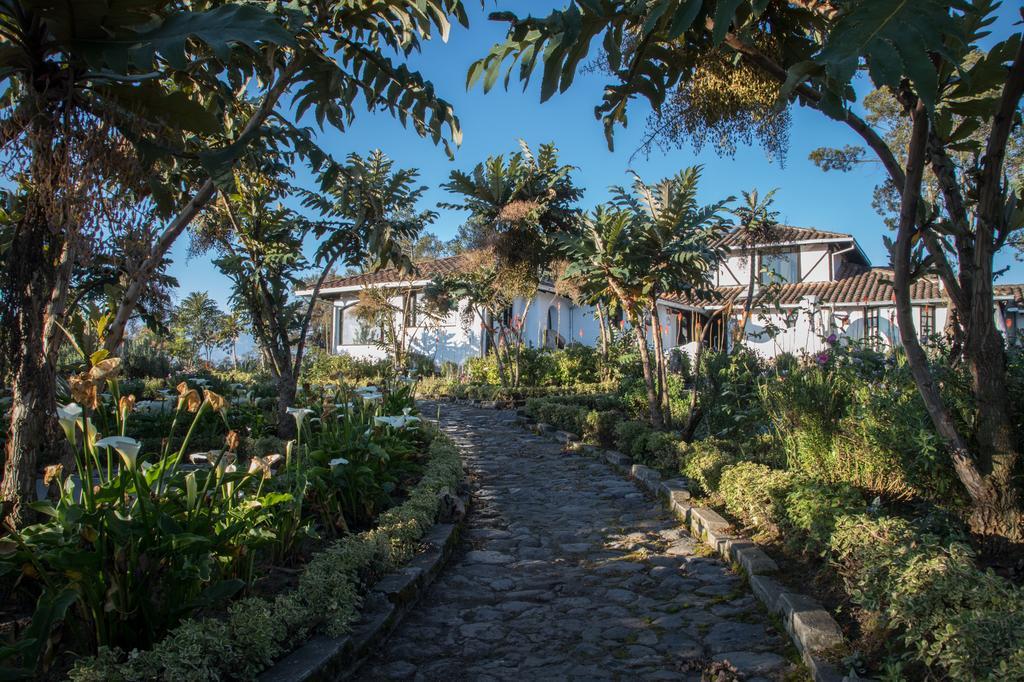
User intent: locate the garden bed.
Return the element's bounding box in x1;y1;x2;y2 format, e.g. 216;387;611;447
65;429;464;681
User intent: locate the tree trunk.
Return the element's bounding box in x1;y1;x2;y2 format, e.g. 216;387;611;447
891;99;1022;540
1;103;77;525
1;220;68;525
649;297;671;426
596;300;610;374
735;255;758;351
630;311;662;429
276;365;298;441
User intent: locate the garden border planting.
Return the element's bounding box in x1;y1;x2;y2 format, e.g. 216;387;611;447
259;491;468;681
67;430;466;682
503;408;852;682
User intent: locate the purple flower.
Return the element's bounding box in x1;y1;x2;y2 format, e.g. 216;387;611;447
826;333;838;345
816;351;830;365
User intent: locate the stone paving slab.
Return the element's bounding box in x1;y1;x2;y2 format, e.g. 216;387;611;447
359;403;799;681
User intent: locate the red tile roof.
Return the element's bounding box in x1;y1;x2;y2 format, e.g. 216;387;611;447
306;243;1024;310
311;252;477;291
717;225;853;249
996;284;1024;303
665;263;1024;309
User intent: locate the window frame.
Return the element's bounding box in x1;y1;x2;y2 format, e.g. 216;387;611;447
338;303;382;346
919;305;935;344
759;250;799;285
864;307;880;347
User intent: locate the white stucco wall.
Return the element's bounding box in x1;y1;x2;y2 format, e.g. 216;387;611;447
519;291;604;349
321;285;1021;367
738;300;957;359
329;294;483;366
799;244;832;282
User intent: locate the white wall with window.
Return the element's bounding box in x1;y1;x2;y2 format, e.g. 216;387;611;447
760;251;799;285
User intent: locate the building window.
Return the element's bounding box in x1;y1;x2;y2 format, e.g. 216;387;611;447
674;310;690;346
340;305;380;345
920;305;935;343
543;305;564;349
865;307;880;347
760;251;798;284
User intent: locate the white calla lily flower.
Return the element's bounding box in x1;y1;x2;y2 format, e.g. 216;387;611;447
285;407;315;428
57;403;83;441
374;414;420;429
95;436;142;470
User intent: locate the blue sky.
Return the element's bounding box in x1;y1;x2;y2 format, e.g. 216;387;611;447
167;1;1024;316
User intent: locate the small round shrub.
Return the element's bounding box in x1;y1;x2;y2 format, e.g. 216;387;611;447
582;409;621;447
613;420;651;458
718;462;796;535
680;439;735;496
638;430;682;470
783;479;865;552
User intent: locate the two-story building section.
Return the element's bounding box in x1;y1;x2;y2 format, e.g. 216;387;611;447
297;226;1024;366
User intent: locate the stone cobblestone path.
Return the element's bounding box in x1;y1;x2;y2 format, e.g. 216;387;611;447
361;403;799;680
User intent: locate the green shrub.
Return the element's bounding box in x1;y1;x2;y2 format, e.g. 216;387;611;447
302;349;387;384
783;479;865;552
122;340;173;379
718;462;795;535
581;409;621;447
613;420;650;458
464;355;501;384
829;514;1024;680
844;380;957;501
546;404;585;433
547;343;601;386
680;439;735;496
638;430;681;470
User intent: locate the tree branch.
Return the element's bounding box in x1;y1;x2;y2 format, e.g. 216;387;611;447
103;57;304;352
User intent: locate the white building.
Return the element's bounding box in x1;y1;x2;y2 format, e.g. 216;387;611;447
297;226;1024;365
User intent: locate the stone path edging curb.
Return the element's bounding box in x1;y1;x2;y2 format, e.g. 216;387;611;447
259;492;469;682
509;411;855;682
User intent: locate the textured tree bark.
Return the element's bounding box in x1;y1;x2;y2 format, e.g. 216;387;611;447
1;216;69;525
648;297;670;426
275;365;298;441
1;101;77;525
891;100;1021;540
630;311;662;429
595;300;610;371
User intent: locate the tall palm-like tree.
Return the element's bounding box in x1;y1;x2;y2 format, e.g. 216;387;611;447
218;310;247;368
611;166;731;425
174;291;224;365
558;206;667;425
431;141;582;384
205;149;433;437
729;188;782;349
440;140;582;267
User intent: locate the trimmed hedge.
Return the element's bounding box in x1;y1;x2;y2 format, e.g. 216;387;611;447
69;432;463;681
417;380;611;402
718;462;794;536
